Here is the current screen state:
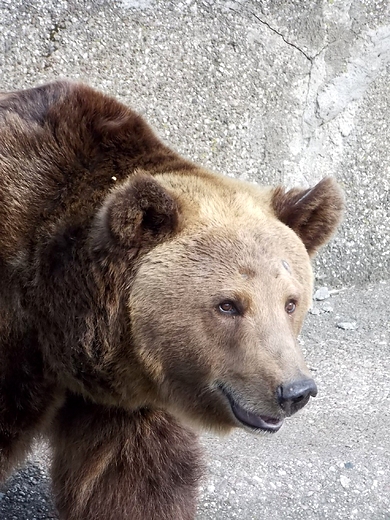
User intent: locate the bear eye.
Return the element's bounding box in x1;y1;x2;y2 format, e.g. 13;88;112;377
218;301;239;316
285;300;297;314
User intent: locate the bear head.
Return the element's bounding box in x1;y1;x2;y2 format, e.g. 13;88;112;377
91;171;344;435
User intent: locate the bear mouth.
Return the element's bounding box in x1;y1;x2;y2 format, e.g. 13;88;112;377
219;385;284;433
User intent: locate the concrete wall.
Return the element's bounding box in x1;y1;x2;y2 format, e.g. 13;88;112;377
1;0;389;286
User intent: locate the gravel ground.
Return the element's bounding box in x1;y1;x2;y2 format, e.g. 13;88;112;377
1;280;389;520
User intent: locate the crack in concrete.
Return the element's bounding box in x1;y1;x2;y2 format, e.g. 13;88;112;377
229;4;315;61
228;3;329;138
303;44;330;138
248;10;312;62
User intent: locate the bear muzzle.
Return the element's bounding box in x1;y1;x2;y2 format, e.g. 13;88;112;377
217;376;317;433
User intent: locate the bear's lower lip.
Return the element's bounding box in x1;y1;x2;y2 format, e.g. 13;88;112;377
219;386;284;433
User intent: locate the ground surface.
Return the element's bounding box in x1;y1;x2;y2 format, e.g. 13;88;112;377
0;0;389;518
1;280;389;520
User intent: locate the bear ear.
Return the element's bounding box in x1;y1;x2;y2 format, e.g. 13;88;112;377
92;173;180;259
271;177;344;256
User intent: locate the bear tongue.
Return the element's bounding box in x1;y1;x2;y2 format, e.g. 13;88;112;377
230;400;284;433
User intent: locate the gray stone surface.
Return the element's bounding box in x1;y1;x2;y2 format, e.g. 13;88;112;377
0;1;389;519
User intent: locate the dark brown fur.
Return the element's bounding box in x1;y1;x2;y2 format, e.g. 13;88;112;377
0;81;344;519
51;397;201;520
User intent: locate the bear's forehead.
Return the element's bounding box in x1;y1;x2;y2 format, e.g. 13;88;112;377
156;171;311;280
197;182;273;226
156;171;275;227
180;227;305;277
142;230;309;310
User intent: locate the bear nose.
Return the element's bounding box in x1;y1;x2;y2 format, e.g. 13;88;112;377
277;378;318;417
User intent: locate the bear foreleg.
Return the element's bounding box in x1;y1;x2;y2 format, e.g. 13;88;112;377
50;394;203;520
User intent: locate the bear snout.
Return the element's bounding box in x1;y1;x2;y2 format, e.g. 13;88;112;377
277;378;318;417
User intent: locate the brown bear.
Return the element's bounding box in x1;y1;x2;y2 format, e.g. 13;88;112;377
0;81;344;520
